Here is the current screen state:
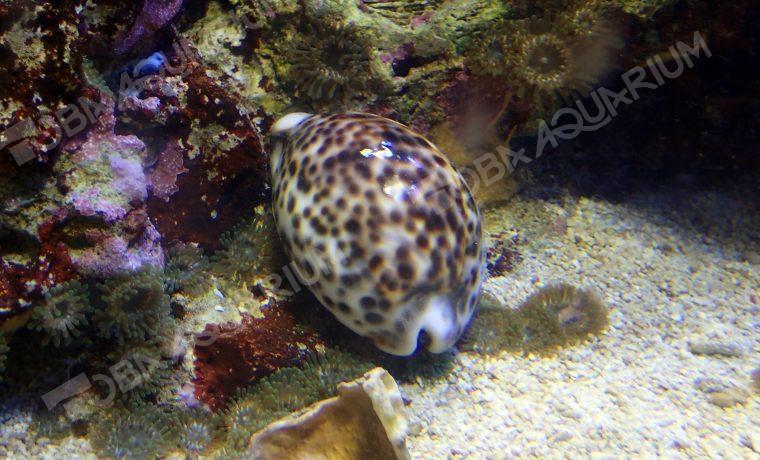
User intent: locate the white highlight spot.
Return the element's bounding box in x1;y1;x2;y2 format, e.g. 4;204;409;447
272;112;313;134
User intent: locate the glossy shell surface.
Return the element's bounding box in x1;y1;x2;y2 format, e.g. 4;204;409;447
270;112;485;356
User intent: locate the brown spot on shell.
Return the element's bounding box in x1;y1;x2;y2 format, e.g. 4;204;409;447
365;313;384;324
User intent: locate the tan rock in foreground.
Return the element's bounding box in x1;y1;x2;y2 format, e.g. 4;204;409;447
247;368;411;460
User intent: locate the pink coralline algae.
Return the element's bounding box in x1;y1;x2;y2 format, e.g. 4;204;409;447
411;11;434;27
54;94;164;276
120;95;163;114
68;153;148;223
71;130;147;165
63;123;148;223
116;0;184;55
72;210;164;276
69;188;130;224
110;154;148;202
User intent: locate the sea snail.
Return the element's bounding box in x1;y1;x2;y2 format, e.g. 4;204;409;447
270;112;485;356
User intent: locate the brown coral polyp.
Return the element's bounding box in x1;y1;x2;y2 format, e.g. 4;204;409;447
517;33;573;93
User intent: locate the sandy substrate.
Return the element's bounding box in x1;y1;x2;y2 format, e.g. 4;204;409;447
405;182;759;459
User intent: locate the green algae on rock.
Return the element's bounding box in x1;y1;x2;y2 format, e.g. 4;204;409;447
361;0;448;26
230;0;300;30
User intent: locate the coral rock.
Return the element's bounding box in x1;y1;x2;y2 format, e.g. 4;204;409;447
116;0;184;55
43;94;166;276
147;139;188;203
144;62;270;250
247;367;411;460
0;238;77;332
192;304;323;411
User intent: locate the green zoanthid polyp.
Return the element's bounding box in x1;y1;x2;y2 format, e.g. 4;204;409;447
270;112;486;356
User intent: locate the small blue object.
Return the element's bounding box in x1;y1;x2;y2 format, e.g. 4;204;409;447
133;52;167;77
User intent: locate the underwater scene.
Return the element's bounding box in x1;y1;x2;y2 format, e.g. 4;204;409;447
0;0;758;458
